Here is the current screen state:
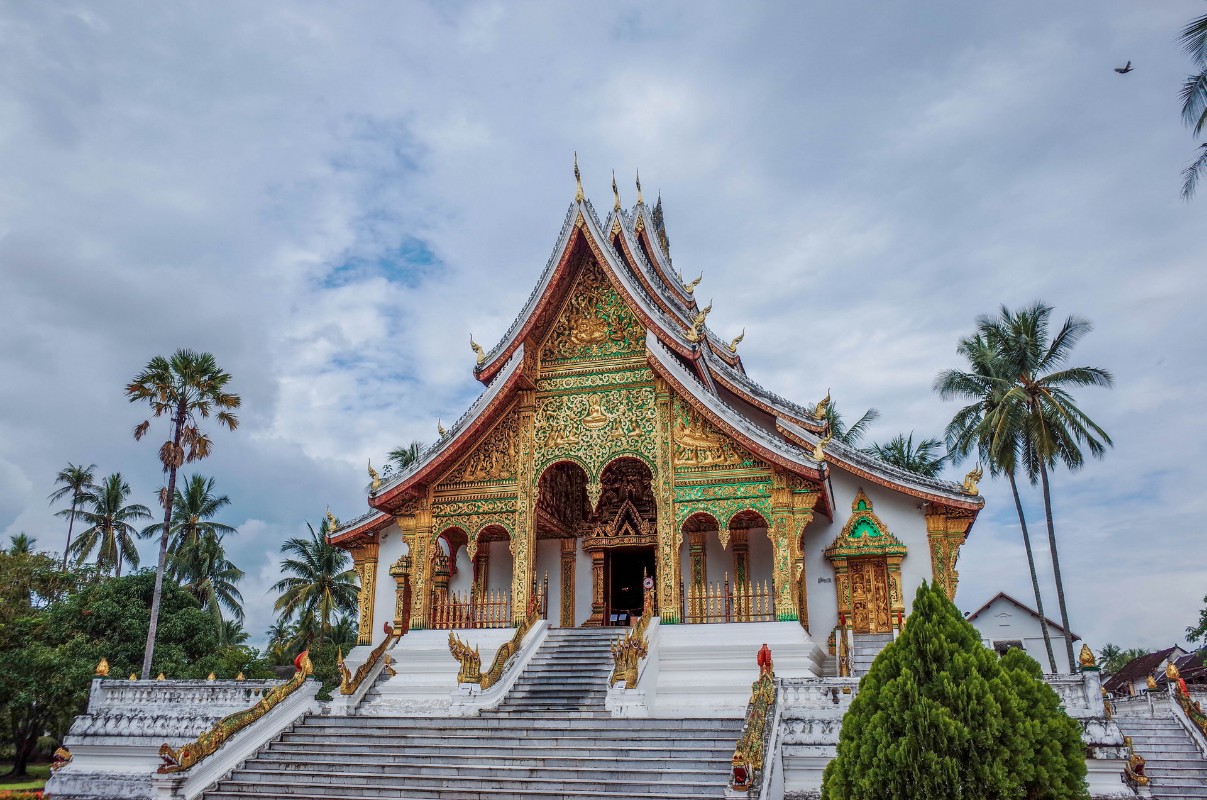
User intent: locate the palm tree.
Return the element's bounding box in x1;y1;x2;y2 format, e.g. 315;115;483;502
272;518;358;647
126;349;240;679
69;473;151;577
1097;642;1122;671
172;533;245;629
936;332;1058;672
811;401;880;447
864;433;947;477
265;620;298;664
1180;9;1207;199
980;304;1113;672
219;618;250;647
143;474;237;559
385;440;425;475
8;533;35;555
48;463;97;570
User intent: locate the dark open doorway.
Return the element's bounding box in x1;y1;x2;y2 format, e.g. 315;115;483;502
607;546;655;624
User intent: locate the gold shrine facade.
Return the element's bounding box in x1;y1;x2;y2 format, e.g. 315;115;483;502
330;166;984;649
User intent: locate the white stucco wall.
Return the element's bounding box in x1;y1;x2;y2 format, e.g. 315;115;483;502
535;538;563;623
966;595;1078;673
372;523;406;647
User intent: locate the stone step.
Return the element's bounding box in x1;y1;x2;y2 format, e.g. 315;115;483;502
234;762;727;783
278;731;737;748
207;784;712;800
253;751;730;770
212;773;722;796
304;716;739;732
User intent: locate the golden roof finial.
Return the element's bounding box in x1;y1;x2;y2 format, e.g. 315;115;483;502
813;431;833;462
470;334;486;367
962;463;984;496
437;419;447;437
325;507;338;532
1078;644;1095;669
612;170;621;211
813;389;831;420
685;274;702;295
207;672;216;681
635;170;644;205
367;459;381;492
1146;674;1157;690
235;671;245;681
685;300;712;344
573;152;583;202
95;658;110;677
727;328;746;353
156;672;165;681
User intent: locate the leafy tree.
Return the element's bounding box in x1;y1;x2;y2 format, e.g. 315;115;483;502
68;472;151;577
981;304;1113;673
48;462;97;571
1180;9;1207;199
1188;594;1207;645
811;401;880;447
1100;647;1149;676
272;518;357;647
126;349;240;679
864;433;947;477
937;331;1058;672
821;582;1088;800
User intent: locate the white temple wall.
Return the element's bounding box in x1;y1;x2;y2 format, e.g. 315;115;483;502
448;544;473;594
534;538;562;621
371;523;406;648
482;539;513;595
574;537;594;626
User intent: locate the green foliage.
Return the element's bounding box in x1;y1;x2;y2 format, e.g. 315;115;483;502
68;473;151;577
1097;643;1148;676
821;582;1087;800
307;641;344;702
272;518;357;647
864;433;947;477
1187;594;1207;645
810;401;880;447
1179;10;1207;199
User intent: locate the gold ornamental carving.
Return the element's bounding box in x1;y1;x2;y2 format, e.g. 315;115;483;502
671;397;757;469
533;387;657;479
925;510;973;600
442;409;519;485
540;259;645;365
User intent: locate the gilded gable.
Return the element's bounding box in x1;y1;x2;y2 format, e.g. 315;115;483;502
539;258;645;368
438;408;519;489
671;395;763;471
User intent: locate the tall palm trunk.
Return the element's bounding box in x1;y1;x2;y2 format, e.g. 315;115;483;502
141;403;185;679
1008;471;1056;672
1039;460;1077;673
61;496;79;572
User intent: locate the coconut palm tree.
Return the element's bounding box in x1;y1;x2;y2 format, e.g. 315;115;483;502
979;304;1113;672
126;349;240;679
143;474;237;559
219;619;250;647
810;401;881;447
864;433;947;477
1180;9;1207;199
48;463;97;570
69;473;151;577
172;533;245;628
385;440;425;475
272;518;358;647
936;332;1058;672
7;533;35;555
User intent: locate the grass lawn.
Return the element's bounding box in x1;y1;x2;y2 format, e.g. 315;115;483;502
0;764;49;789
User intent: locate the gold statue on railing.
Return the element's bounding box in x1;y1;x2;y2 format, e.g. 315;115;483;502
448;631;482;684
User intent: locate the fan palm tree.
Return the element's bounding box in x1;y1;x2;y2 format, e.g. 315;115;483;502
48;462;97;570
864;433;947;477
810;401;881;447
980;304;1113;672
272;518;358;647
127;349;240;678
69;473;151;577
1180;9;1207;199
936;332;1058;672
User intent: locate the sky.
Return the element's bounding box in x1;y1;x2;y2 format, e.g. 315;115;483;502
1;2;1203;653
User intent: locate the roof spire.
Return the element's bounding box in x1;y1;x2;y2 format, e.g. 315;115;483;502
612;170;621;211
573;152;583;202
635;170;644;205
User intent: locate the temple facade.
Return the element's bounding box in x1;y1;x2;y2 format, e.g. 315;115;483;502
329;168;985;668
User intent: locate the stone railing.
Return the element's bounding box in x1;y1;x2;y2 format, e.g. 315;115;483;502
61;680;282;740
780;676;861;714
337;633;398;697
729;648;777;795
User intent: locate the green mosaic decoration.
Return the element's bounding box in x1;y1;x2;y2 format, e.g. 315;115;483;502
674;481;772;529
533;386;658;486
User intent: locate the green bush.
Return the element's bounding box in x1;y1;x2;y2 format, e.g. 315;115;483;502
821;581;1088;800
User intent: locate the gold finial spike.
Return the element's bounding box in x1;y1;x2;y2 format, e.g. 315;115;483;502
326;507;339;532
813;431;833;462
235;671;245;681
573;152;583;202
635;170;643;205
685;274;702;295
437;419;447;437
156;672;165;681
813;389;831;420
1167;662;1181;681
128;673;137;681
367;459;381;492
95;658;110;677
685;300;712;344
961;463;984;496
470;334;486;367
727;328;746;354
207;672;216;681
612;170;621;211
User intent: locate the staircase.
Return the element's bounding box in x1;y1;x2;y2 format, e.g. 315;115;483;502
487;627;619;716
851;633;893;676
1115;712;1207;799
204;626;742;798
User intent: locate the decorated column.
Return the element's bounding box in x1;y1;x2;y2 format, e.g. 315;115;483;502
688;530;707;622
925;509;974;600
560;538;576;627
512;389;537;624
769;467;799;621
405;499;434;631
473;543;489;597
351;539;379;645
587;550;607;626
388;551;412;634
653;376;681;622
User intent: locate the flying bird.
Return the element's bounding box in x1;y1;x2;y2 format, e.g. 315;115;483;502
1114;61;1133;74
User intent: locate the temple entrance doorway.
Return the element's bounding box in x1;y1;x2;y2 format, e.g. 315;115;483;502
606;546;655;625
848;556;892;634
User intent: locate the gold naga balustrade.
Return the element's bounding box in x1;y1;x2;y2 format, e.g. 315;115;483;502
448;579;548;691
157;652;314;774
1169;662;1207;738
682;576;776;624
610;587;655;689
730;645;777;793
336;630;399;696
1121;736;1150;790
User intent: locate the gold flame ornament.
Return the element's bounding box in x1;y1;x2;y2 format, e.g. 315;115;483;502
612;170;621;211
727;328;746;354
1078;644;1095;669
635;170;643;204
207;672;216;681
573;152;583;202
326;507;339;532
962;463;983;496
813;389;831;420
812;431;833;462
685;300;713;343
129;673;137;681
437;420;447;437
236;672;245;681
156;672;166;681
95;658;110;677
1147;675;1158;690
685;274;702;295
470;334;486;366
367;460;381;492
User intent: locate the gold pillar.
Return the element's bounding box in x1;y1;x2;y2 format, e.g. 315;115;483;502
794;508;815;632
352;540;379;645
389;553;411;634
586;550;607;626
473;544;490;597
560;538;576;627
688;530;707;622
925;511;974;600
512;390;537;623
887;554;905;625
769;467;798;621
653;376;680;622
406;499;434;631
